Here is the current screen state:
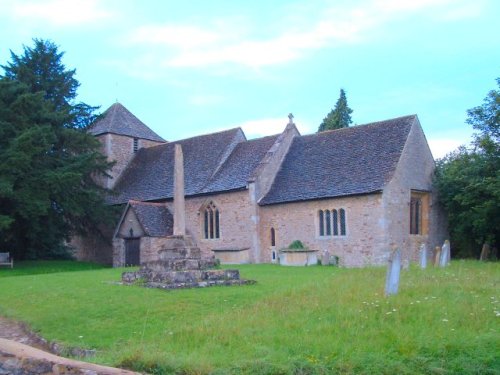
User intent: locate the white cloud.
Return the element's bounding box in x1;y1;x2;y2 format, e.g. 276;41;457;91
428;138;467;159
113;0;483;74
5;0;112;27
129;25;221;48
230;117;313;139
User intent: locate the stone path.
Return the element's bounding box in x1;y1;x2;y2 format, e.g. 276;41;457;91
0;316;50;351
0;316;141;374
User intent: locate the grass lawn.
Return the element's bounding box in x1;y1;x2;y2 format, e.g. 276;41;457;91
0;261;498;374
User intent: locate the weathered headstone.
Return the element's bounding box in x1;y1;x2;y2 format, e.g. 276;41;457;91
385;248;401;296
439;240;450;267
419;243;427;269
434;246;441;267
479;243;490;261
173;144;186;236
322;250;330;266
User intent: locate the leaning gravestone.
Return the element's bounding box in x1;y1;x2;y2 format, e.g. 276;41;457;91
434;246;441;267
479;243;490;261
419;243;427;269
385;248;401;296
439;240;451;267
322;250;331;266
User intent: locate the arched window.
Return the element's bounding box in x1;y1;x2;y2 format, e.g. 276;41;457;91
318;210;324;236
332;209;339;236
339;208;346;236
325;210;332;236
271;227;276;247
203;201;220;239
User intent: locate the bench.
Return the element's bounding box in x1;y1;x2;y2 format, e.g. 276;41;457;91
0;252;13;268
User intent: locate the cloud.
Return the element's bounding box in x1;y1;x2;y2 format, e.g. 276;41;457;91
4;0;112;27
230;117;313;139
428;138;468;159
118;0;479;71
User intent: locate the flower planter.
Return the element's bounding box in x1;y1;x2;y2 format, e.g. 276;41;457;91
278;249;318;266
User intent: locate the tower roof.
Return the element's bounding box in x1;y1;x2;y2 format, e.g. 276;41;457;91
89;102;165;142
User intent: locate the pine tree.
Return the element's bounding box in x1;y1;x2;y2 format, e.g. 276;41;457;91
0;39;114;259
318;89;353;132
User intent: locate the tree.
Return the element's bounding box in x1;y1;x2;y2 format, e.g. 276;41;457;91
318;89;353;132
0;39;114;259
434;79;500;258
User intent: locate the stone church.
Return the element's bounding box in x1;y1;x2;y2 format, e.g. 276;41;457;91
73;102;447;267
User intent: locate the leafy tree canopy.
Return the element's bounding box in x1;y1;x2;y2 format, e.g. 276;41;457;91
0;39;114;260
435;78;500;258
318;89;353;132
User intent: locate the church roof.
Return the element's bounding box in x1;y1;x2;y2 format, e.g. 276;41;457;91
89;103;165;142
259;115;417;205
201;134;279;193
129;201;173;237
109;127;250;204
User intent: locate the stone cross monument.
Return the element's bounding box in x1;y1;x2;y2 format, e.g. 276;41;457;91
173;144;186;236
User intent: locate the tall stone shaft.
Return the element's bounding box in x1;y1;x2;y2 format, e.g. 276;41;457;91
173;144;186;236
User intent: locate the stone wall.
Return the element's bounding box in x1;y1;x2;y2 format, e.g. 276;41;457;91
181;190;255;258
258;193;386;267
112;190;256;266
381;118;448;264
95;133;164;189
0;339;138;375
71;230;113;265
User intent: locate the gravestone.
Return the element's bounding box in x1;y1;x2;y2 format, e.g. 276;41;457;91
434;246;441;267
385;248;401;296
439;240;450;267
479;243;490;261
322;250;330;266
419;243;427;269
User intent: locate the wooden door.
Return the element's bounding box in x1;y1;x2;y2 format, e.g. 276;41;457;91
125;238;140;266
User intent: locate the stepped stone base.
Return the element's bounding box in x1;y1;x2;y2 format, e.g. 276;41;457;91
121;235;255;290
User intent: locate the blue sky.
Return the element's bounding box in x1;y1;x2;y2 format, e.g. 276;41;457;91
1;0;499;158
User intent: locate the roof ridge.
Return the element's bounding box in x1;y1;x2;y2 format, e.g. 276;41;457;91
171;127;243;144
302;114;417;138
129;200;167;207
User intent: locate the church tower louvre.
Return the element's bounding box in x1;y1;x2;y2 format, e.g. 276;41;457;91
88;103;166;189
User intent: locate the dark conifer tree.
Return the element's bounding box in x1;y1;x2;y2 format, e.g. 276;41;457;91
0;39;114;259
318;89;353;132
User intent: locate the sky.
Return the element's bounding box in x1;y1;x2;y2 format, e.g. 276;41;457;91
0;0;499;159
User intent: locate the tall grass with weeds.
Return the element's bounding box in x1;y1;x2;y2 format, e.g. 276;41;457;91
0;260;498;374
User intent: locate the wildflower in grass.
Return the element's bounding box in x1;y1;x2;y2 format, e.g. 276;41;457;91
442;319;449;322
386;311;392;315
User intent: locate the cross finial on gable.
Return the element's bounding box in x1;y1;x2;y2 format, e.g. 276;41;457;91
288;113;294;124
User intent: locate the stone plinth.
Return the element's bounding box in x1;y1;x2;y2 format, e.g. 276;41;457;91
121;235;254;290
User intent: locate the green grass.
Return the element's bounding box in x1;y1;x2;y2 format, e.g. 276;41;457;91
0;261;498;374
0;260;108;277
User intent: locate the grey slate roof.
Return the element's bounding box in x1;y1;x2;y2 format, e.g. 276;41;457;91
201;134;279;193
109;128;248;204
259;115;416;205
89;103;165;142
129;201;173;237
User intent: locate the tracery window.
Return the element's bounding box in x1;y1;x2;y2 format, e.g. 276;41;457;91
203;201;220;239
318;208;347;237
